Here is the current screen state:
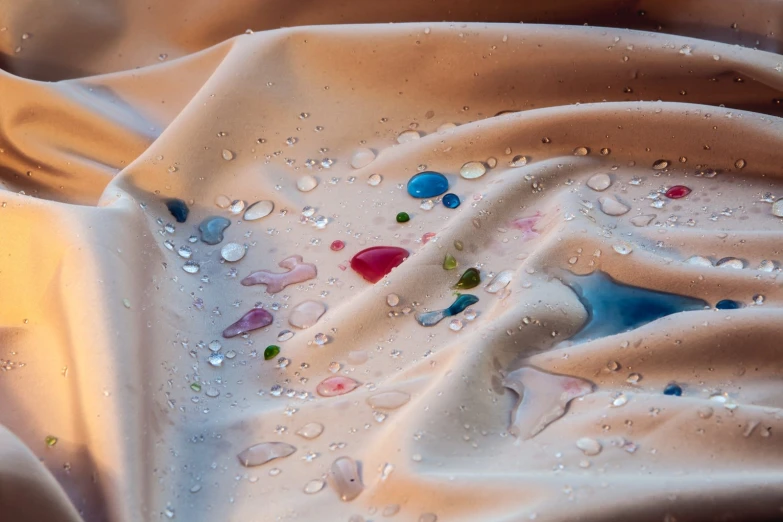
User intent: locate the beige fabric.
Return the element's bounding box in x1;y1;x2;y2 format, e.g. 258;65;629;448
1;2;782;521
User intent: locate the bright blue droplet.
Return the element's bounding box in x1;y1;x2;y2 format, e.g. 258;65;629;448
442;193;460;209
563;271;708;343
407;171;449;199
715;299;741;310
199;216;231;245
166;198;189;223
663;383;682;396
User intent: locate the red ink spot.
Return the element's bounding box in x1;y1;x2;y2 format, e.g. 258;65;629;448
665;185;691;199
330;240;345;251
350;246;409;283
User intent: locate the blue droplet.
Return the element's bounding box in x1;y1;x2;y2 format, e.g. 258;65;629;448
563;271;708;343
442;193;460;209
407;171;449;199
663;383;682;396
198;216;231;245
166;198;189;223
715;299;741;310
447;294;479;315
415;294;479;327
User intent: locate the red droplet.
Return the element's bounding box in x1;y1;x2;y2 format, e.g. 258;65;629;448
316;376;360;397
330;240;345;251
665;185;691;199
421;232;436;244
350;246;409;283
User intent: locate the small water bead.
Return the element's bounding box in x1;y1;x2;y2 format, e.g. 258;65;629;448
575;437;602;456
449;319;464;331
350;246;409;283
716;299;741;310
611;394;628;407
598;195;630;216
663;383;683;396
286;137;298;146
459;161;486;179
600;148;611;155
652;159;669;170
454;268;481;289
383;505;401;517
443;253;458;270
586;173;611;191
165;198;189;223
735;159;746;169
264;345;280;360
321;158;334;169
297;175;318;192
606;361;620;371
314;215;329;229
228;200;245;215
509;155;528;167
316;376;360;397
314;333;329;345
573;147;589;156
771;200;783;217
296;422;324;439
198;216;231;245
164;223;176;234
244;200;274;221
442;193;460;208
665;185;691;199
330;240;345;251
464;308;477;320
221;243;246;262
454;240;464;251
304;479;325;494
205;387;220;398
208;340;222;352
208;353;224;367
177;246;192;259
278;330;294;342
237;442;296;467
420;199;434;211
753;294;765;305
182;261;200;274
327;456;364;501
221;149;235;161
386;294;400;306
716;257;744;269
301;206;316;218
397;130;421;144
612;242;633;255
407;172;448;198
45;435;58;447
328;362;341;373
626;373;642;384
350;148;376;169
367;173;382;186
396;212;410;223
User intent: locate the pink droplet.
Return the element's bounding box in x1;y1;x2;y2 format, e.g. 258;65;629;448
350;246;409;283
421;232;436;244
330;240;345;251
665;185;691;199
316;376;360;397
223;308;274;338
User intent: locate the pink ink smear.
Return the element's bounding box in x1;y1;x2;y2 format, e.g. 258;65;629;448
511;212;543;242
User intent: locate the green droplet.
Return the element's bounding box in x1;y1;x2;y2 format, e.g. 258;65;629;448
45;435;58;447
190;382;202;392
264;345;280;360
454;240;464;251
443;253;457;270
454;267;481;289
396;212;410;223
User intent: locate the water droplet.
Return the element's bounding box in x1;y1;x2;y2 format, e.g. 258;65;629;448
665;185;691;199
165;198;189;223
612;242;633;255
244;200;274;220
182;261;200;274
278;330;294;342
573;147;589;156
652;159;669;170
772;200;783;217
734;159;746;169
443;253;458;270
716;299;741;310
286;136;298;146
407;172;449;198
198;216;231;245
208;353;224;367
459;161;487;179
177;246;192;259
297;175;318;192
598;196;630;216
205;387;220;398
612;394;628;407
317;376;360;397
304;479;325;494
503;366;594;438
237;442;296;467
685;255;712;267
575;437;602;455
221;149;235;161
626;373;642;384
351;148;376;169
586;173;611;191
419;514;438;522
486;270;513;293
397;130;421;143
600;148;611;155
383;505;400;517
264;345;280;360
223;308;274;338
241;255;318;293
221;243;246;262
464;308;477;320
367;391;411;410
454;240;464;251
454;268;481;289
716;257;744;269
208;340;222;352
386;293;400;306
510;155;528;167
45;435;58;447
663;383;682;396
449;318;464;331
296;422;324;439
350;246;409;283
289;300;327;329
327;456;364;501
367;173;383;186
631;215;655;227
679;44;692;55
442;193;460;209
753;294;765;305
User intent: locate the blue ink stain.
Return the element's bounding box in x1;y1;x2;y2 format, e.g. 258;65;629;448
198;216;231;245
442;193;460;209
563;271;707;343
663;383;683;396
416;294;479;327
407;171;449;199
715;299;741;310
166;198;189;223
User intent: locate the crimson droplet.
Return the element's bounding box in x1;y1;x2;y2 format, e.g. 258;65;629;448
665;185;691;199
350;246;409;283
330;240;345;251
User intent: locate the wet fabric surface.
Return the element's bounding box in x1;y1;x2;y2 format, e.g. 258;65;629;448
1;2;783;521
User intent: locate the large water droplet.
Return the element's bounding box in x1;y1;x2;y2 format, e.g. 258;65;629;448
575;437;602;455
350;148;376;169
297;175;318;192
598;196;630;216
397;130;421;144
586;173;611;192
198;216;231;245
316;376;360;397
367;391;411;410
327;456;364;501
296;422;324;439
221;242;246;262
244;200;274;221
237;442;296;467
485;270;513;293
222;149;235;161
459;161;486;179
289;300;327;329
304;479;325;494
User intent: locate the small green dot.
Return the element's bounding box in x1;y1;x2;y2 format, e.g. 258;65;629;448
45;435;58;447
396;212;410;223
264;345;281;360
190;382;202;392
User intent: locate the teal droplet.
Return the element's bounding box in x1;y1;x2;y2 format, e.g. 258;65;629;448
198;216;231;245
454;268;481;289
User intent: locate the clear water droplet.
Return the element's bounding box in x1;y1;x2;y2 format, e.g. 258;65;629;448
222;149;235;161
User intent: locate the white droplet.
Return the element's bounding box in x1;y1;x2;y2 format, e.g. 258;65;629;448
277;330;294;342
485;270;513;293
420;199;434;210
237;442;297;467
436;122;457;132
575;437;602;456
612;242;633;255
449;318;463;331
397;130;421;143
679;44;692;55
228;200;245;214
586;173;611;191
244;200;274;220
208;353;224;367
304;479;325;494
685;255;712;267
296;422;324;439
573;146;589;156
611;394;628;407
598;196;630;216
367;173;382;186
221;149;235;161
772;200;783;217
460;161;487;179
208;340;222;352
386;294;400;306
288;300;327;329
716;257;744;269
350;148;376;169
297;175;318;192
182;261;200;274
221;243;245;262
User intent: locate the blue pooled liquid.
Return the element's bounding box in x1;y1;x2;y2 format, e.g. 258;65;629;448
198;216;231;245
416;293;479;327
442;193;460;209
715;299;741;310
166;198;189;223
563;271;708;343
407;171;449;199
663;383;683;396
